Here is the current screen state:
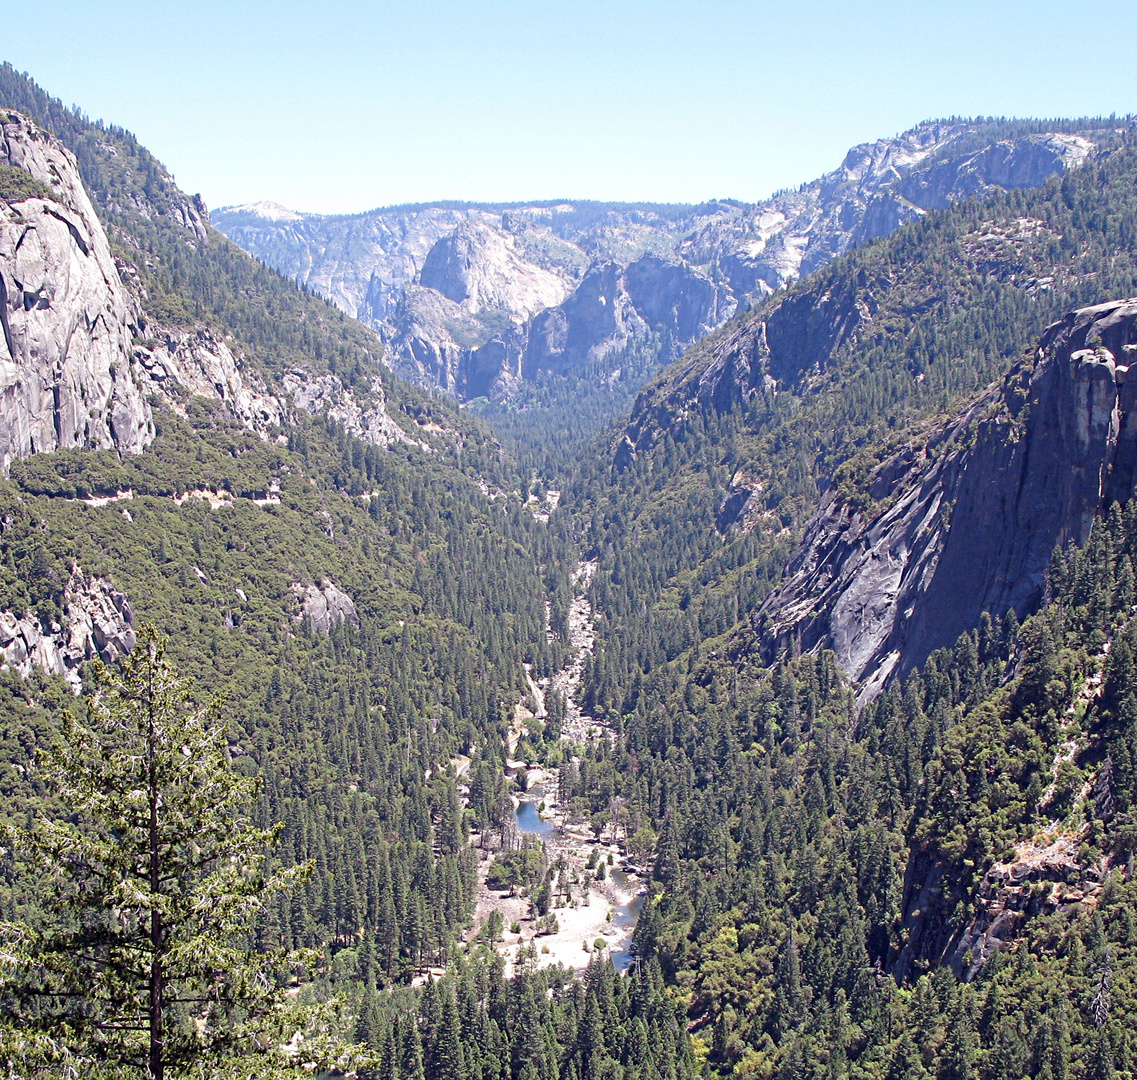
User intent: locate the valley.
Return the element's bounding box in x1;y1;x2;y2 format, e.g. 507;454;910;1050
214;120;1107;469
2;56;1137;1080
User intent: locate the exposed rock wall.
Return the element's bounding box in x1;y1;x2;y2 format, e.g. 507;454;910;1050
418;220;570;316
0;567;135;692
939;834;1104;980
615;270;873;465
686;128;1092;293
293;580;358;633
135;327;284;434
0;112;424;462
754;298;1137;699
0;111;153;463
282;369;424;449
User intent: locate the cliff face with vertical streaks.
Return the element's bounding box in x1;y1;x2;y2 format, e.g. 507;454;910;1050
0;110;153;464
753;299;1137;699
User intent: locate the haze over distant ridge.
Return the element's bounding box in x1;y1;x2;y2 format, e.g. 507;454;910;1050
2;0;1135;213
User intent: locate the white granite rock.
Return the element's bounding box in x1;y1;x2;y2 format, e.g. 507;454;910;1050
292;580;358;634
0;567;135;692
0;112;153;465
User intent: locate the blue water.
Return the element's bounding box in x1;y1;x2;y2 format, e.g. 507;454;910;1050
512;805;644;971
608;869;645;973
515;800;555;836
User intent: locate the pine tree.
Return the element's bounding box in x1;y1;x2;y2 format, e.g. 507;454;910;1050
0;628;309;1079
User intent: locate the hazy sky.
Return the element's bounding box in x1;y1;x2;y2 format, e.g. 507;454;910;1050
5;0;1135;215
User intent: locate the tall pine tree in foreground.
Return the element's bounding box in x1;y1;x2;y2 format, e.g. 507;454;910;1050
0;628;310;1079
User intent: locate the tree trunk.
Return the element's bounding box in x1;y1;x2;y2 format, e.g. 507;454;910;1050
148;681;164;1080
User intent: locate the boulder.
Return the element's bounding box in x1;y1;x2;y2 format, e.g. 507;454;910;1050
292;580;358;634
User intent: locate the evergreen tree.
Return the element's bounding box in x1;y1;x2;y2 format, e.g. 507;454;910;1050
0;629;308;1079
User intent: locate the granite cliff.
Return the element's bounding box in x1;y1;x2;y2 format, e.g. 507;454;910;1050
0;110;153;463
753;298;1137;699
0;110;435;469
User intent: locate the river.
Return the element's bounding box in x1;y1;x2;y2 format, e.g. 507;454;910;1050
514;798;643;973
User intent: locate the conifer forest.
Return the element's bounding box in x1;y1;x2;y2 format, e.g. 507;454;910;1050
2;58;1137;1080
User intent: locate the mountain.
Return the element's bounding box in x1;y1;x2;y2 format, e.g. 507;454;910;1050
0;65;649;1074
214;120;1104;463
1;110;153;458
755;297;1137;701
552;124;1137;1078
10;53;1137;1080
580;124;1137;724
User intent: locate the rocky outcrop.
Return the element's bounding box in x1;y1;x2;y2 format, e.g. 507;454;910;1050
215;121;1096;405
615;274;867;465
282;369;423;449
615;212;1073;469
418;220;570;317
135;327;284;434
684;126;1092;295
388;283;502;397
0;111;154;463
0;111;426;462
214;201;491;324
753;298;1137;699
0;567;135;691
939;834;1104;980
292;580;358;633
388;252;734;400
525;257;734;380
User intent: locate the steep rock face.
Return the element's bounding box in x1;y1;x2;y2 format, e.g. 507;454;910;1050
215;201;493;323
616;211;1071;467
282;368;424;450
753;298;1137;698
0;111;153;463
936;833;1104;980
615;273;867;464
386;282;520;399
134;327;284;434
686;126;1093;295
0;566;135;692
524;257;733;379
390;253;733;399
215;121;1095;403
418;220;570;316
0;112;423;462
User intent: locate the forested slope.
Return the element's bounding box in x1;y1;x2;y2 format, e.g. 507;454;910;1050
571;126;1137;724
0;65;612;1066
547;123;1137;1079
562;499;1137;1078
7;56;1137;1080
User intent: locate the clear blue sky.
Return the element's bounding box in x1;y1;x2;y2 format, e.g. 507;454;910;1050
4;0;1135;215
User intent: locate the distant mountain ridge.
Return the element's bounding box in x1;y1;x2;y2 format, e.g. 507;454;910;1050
215;118;1103;414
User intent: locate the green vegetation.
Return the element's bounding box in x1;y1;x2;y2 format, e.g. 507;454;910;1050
555;502;1137;1077
1;631;308;1080
352;951;697;1080
484;847;545;892
569;128;1137;730
0;162;56;205
7;59;1137;1080
469;335;668;476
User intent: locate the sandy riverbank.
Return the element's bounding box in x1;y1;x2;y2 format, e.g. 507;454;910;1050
469;836;641;977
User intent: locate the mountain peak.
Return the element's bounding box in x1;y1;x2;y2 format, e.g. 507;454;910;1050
220;199;305;221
